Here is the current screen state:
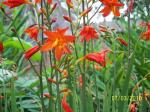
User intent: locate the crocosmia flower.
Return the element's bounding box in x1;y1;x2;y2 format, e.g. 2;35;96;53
141;22;150;41
61;95;73;112
99;0;124;17
24;25;39;41
47;0;52;4
35;0;41;4
79;75;83;88
66;0;73;8
63;16;72;23
43;93;51;99
41;27;75;60
0;41;4;53
0;96;4;100
24;46;40;59
80;26;98;42
2;0;31;8
80;7;92;17
141;30;150;41
117;37;128;46
129;102;136;112
84;50;110;67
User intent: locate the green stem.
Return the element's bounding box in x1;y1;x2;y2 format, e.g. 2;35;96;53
39;0;46;111
80;1;87;112
118;2;132;112
91;40;100;112
53;52;61;112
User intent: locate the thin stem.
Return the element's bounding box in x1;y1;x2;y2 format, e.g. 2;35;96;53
80;1;87;112
118;2;132;112
88;4;102;23
92;40;100;112
39;0;46;111
53;51;61;112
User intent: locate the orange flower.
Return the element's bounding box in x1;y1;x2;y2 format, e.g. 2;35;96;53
0;95;4;100
66;0;73;8
39;8;46;15
140;22;150;30
25;25;39;41
141;30;150;41
117;37;128;46
43;93;51;99
63;16;72;23
84;50;110;67
47;0;52;4
35;0;41;4
41;27;75;60
80;7;92;17
79;75;83;88
50;3;57;14
61;95;73;112
62;69;68;78
94;64;102;71
60;88;71;93
48;78;56;83
0;41;4;53
2;0;31;8
99;25;108;32
129;102;137;112
140;23;150;41
99;0;124;17
80;26;98;42
24;46;40;59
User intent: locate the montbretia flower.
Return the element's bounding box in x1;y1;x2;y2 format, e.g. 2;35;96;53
61;95;73;112
79;75;83;88
99;25;108;32
62;69;68;78
24;46;40;59
48;78;56;83
141;30;150;41
43;93;51;99
129;102;137;112
94;64;102;71
80;7;92;17
99;0;124;17
66;0;74;8
47;0;52;4
39;8;46;15
50;3;57;14
140;22;150;30
24;25;39;41
41;27;75;60
80;25;98;42
84;50;110;67
60;88;71;93
140;22;150;41
0;96;4;100
63;16;72;23
2;0;31;8
117;37;128;46
0;41;4;53
35;0;41;4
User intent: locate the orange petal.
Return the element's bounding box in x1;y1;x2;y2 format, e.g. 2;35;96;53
41;40;58;52
61;95;73;112
100;6;111;17
55;47;64;60
112;7;120;17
